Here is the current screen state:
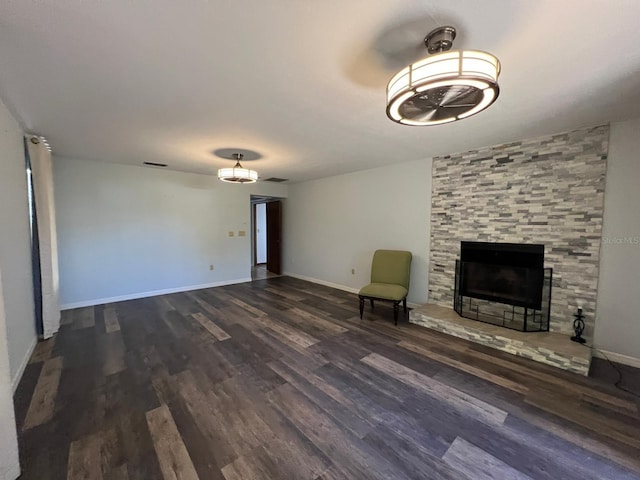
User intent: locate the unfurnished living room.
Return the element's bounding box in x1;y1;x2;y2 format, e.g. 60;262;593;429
1;1;640;479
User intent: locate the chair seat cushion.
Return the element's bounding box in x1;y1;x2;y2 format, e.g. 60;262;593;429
359;283;408;301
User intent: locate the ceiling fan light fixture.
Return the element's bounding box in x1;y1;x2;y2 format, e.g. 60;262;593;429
217;153;258;183
386;26;500;126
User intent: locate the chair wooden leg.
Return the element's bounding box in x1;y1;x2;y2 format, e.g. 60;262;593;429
369;299;374;309
359;297;364;319
393;302;399;325
403;298;407;314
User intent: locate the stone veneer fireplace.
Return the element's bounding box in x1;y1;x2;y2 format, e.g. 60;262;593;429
426;124;609;339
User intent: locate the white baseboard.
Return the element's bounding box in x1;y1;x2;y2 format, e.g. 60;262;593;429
59;278;252;310
284;271;360;294
283;271;422;308
592;349;640;369
12;336;37;393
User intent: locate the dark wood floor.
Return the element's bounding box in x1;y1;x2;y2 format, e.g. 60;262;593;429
251;264;279;281
13;276;640;479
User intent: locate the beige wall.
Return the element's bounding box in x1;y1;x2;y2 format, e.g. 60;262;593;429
595;118;640;364
0;269;21;479
0;98;27;478
53;156;287;308
282;158;432;305
0;97;37;386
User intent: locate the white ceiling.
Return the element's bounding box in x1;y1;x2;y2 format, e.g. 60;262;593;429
1;0;640;183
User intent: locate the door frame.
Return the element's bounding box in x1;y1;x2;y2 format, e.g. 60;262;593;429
252;203;258;266
266;200;282;275
250;196;281;273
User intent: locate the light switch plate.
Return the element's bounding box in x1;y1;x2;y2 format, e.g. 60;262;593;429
238;230;246;237
228;231;234;237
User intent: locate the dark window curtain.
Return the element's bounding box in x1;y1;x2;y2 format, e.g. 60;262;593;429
24;137;43;337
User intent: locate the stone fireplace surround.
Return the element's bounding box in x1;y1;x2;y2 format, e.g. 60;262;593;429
410;124;609;373
427;124;608;337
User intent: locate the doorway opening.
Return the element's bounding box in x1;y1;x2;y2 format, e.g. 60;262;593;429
251;195;283;281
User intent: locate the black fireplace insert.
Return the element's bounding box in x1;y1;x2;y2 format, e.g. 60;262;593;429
454;241;552;332
460;241;544;309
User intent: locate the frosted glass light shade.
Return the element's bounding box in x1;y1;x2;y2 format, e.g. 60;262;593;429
217;163;258;183
386;50;500;126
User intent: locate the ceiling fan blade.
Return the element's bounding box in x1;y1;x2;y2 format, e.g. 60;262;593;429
410;108;439;122
440;103;477;108
439;86;478;107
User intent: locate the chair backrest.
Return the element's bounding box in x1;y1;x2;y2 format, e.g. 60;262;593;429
370;250;412;289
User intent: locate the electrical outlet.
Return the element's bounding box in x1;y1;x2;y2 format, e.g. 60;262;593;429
209;264;214;271
228;231;234;237
238;230;246;237
351;268;355;275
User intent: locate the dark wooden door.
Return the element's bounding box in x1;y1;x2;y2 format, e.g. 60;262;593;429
266;200;282;274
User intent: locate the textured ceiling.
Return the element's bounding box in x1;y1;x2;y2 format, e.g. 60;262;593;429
1;0;640;182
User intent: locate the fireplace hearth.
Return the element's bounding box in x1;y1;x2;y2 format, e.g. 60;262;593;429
453;242;552;332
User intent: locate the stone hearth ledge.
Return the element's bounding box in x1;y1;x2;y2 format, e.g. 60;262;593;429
409;304;592;376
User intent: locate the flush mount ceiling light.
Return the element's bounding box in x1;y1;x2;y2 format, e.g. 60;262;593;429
217;153;258;183
386;26;500;126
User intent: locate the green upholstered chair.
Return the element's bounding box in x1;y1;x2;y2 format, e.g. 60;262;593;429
359;250;412;325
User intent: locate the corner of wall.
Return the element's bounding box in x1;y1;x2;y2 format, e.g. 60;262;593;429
11;336;37;393
0;95;38;391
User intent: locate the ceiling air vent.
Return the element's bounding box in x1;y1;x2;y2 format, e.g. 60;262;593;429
263;177;289;183
143;161;168;167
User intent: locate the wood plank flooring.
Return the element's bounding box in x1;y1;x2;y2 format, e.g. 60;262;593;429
14;276;640;479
